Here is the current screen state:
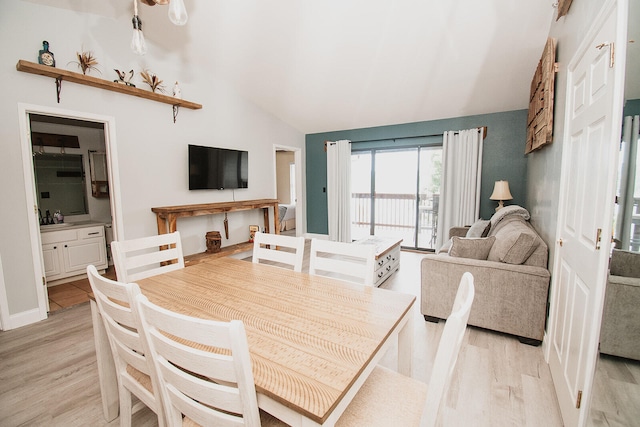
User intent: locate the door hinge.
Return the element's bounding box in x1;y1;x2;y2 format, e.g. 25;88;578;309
576;390;582;409
42;276;46;286
596;42;615;68
595;228;602;250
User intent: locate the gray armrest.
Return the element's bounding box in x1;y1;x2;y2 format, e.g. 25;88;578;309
449;227;469;239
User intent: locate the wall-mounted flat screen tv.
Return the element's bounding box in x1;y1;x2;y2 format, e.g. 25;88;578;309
188;144;248;190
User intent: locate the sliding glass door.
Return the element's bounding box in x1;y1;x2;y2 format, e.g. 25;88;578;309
351;145;442;250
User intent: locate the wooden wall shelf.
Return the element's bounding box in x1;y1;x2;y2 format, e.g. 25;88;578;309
16;60;202;120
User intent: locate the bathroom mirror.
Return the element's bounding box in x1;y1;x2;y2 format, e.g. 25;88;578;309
89;150;109;198
33;153;88;217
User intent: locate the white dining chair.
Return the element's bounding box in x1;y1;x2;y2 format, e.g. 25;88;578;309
308;238;376;285
252;231;305;272
335;272;475;427
87;264;164;427
111;231;184;282
135;294;262;427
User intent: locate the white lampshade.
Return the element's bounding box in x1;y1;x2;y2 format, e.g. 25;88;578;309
489;180;513;211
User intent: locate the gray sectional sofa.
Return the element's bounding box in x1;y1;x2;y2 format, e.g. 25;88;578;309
421;206;550;345
599;249;640;360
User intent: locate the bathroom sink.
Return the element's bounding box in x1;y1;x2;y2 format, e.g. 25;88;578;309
40;223;73;230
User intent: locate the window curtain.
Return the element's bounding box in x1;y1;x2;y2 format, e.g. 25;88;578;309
616;115;639;250
327;140;352;242
436;128;483;249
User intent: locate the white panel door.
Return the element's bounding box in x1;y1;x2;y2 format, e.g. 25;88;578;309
547;1;626;426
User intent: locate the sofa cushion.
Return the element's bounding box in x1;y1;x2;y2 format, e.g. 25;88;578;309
449;236;496;260
466;219;491;238
488;220;541;265
438;239;452;254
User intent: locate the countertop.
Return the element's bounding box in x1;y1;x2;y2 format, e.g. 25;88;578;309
39;221;106;233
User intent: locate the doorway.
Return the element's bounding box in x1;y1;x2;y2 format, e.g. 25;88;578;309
274;145;303;236
14;104;122;323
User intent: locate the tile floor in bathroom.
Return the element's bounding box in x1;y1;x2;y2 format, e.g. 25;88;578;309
47;266;116;312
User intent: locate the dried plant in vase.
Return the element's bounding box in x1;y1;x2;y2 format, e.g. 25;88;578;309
140;69;165;93
71;50;100;75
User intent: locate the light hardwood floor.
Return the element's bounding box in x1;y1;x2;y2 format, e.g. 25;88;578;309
0;247;566;426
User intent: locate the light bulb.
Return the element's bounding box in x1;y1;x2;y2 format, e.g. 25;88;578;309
131;15;147;55
168;0;188;25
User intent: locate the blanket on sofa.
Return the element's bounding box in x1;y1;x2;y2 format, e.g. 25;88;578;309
490;205;530;229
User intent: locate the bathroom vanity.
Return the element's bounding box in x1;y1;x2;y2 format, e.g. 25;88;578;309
40;222;107;285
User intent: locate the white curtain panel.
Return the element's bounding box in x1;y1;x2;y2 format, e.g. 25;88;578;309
618;115;639;249
327;140;352;242
436;128;483;249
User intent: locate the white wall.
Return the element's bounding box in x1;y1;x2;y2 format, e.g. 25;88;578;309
526;1;605;271
0;1;304;322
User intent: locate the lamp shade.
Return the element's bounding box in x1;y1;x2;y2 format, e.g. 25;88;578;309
490;180;513;201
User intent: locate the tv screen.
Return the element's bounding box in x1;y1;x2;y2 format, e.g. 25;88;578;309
188;144;248;190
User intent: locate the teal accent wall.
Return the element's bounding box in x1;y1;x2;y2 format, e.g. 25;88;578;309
624;98;640;116
306;109;529;234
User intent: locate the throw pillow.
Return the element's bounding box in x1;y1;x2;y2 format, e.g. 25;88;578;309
449;236;496;260
466;219;491;238
438;239;453;254
487;221;541;264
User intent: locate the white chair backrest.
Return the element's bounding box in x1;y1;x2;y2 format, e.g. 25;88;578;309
309;238;376;286
422;272;475;427
252;232;305;272
111;231;185;282
135;294;261;427
86;264;163;425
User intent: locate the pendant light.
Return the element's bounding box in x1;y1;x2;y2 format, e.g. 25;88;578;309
168;0;188;26
131;0;147;55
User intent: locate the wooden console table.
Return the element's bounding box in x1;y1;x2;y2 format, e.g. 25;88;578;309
151;199;280;237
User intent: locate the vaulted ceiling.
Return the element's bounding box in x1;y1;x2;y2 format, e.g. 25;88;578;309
29;1;560;134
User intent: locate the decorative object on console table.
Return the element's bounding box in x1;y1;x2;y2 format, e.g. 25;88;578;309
249;225;259;243
205;231;222;253
38;41;55;67
489;180;513;212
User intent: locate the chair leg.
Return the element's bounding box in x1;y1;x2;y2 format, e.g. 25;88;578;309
119;385;132;427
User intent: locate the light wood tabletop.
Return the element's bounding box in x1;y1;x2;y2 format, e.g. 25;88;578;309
91;257;415;426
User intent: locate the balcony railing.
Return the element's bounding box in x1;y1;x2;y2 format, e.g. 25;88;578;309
351;192;439;249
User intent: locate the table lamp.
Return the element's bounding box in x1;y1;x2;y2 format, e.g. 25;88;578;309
490;180;513;211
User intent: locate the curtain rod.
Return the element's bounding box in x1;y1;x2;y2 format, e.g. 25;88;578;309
323;126;487;151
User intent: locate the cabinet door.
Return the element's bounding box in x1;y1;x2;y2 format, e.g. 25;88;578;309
42;243;62;279
63;237;107;274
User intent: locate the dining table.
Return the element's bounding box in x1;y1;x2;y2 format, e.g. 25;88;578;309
90;256;415;426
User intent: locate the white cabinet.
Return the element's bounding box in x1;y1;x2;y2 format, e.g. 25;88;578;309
42;243;63;278
41;224;107;283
